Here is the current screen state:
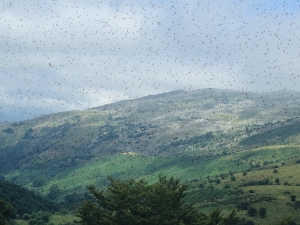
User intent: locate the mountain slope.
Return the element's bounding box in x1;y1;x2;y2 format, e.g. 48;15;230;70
1;89;300;173
0;180;57;215
1;89;300;192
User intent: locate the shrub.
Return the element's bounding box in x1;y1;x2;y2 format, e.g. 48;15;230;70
224;184;231;189
35;221;45;225
258;207;267;218
247;207;257;217
294;201;300;209
291;195;296;202
238;220;255;225
263;161;269;165
22;213;31;220
199;183;206;188
237;202;250;210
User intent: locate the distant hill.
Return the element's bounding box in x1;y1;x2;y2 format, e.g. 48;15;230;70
0;89;300;190
1;88;300;173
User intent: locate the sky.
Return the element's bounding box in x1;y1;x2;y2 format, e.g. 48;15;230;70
1;0;300;122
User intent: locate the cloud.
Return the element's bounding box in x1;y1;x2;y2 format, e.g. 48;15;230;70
1;0;300;122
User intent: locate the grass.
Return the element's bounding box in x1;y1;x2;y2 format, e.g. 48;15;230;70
8;144;300;225
15;214;79;225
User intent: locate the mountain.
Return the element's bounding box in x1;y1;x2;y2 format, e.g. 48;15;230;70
1;88;300;224
0;89;299;182
1;88;300;172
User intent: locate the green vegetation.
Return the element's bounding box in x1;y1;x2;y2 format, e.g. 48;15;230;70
247;207;257;217
77;174;239;225
258;207;266;218
1;90;300;224
0;200;15;225
0;181;57;215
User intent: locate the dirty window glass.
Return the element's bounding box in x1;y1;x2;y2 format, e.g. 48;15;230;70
0;1;299;224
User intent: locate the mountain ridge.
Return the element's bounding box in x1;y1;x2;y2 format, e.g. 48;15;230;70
1;88;300;192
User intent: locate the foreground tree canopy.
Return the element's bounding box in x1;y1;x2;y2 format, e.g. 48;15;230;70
77;174;239;225
0;200;15;225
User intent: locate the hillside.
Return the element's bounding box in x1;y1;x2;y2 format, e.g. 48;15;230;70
0;180;57;215
1;89;300;172
1;88;300;224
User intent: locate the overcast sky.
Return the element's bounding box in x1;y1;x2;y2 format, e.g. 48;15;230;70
1;0;300;122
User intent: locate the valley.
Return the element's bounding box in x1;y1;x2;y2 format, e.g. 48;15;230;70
1;88;300;224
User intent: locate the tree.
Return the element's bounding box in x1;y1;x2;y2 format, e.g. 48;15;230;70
199;183;206;189
258;207;266;218
47;184;61;200
237;202;250;210
77;174;239;225
22;213;31;220
0;200;16;225
247;207;257;217
290;195;296;202
294;201;300;209
275;178;280;184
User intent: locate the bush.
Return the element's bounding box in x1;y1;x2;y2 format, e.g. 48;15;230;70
35;221;45;225
242;179;270;187
237;220;255;225
291;195;296;202
224;184;231;189
237;202;250;210
294;201;300;209
28;212;51;224
258;207;267;218
199;183;206;188
22;213;31;220
247;207;257;217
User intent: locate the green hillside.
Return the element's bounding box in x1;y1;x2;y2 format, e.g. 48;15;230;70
1;89;300;224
